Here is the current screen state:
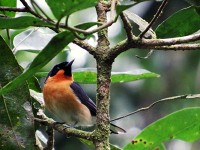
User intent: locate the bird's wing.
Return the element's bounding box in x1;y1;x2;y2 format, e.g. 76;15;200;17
70;82;96;116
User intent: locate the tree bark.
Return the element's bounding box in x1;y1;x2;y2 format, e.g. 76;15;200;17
94;1;113;149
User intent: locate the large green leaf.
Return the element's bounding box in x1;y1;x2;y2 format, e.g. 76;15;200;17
0;36;35;149
36;68;159;84
123;107;200;150
156;6;200;38
0;31;75;95
0;0;16;17
0;16;52;29
45;0;97;19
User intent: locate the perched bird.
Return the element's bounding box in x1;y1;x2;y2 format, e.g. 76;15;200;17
43;60;126;134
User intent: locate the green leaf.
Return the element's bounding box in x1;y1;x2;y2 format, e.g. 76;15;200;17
111;69;159;83
0;16;52;29
36;68;160;84
0;31;75;95
123;107;200;150
45;0;97;19
0;0;16;17
195;6;200;15
18;49;41;54
28;76;41;93
0;36;35;149
154;144;166;150
156;6;200;38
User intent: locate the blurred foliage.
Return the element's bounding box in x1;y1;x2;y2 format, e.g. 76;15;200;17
0;36;35;149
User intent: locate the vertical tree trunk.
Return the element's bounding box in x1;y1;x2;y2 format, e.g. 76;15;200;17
95;59;113;150
94;1;113;150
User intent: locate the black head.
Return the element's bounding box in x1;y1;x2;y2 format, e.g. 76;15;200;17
45;59;74;82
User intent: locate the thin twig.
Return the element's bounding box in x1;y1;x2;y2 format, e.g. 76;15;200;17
61;0;117;35
110;0;117;20
73;39;96;55
153;44;200;50
0;6;27;12
139;0;168;39
30;0;52;21
20;0;42;19
0;1;116;36
140;32;200;46
34;110;94;140
30;0;40;17
120;12;134;41
135;49;154;59
111;94;200;122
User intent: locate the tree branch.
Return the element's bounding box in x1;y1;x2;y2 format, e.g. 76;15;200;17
73;39;96;55
109;32;200;57
30;0;52;21
111;94;200;122
0;6;27;12
139;0;168;38
120;12;134;41
34;110;94;141
153;44;200;50
43;126;54;150
20;0;42;19
140;33;200;46
0;1;117;36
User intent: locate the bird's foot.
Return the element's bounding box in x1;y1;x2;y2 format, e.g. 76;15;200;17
53;121;71;128
53;121;78;130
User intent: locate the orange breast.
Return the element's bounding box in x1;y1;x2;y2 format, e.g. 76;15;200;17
43;72;93;126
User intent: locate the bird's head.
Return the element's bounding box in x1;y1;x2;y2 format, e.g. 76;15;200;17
45;59;74;82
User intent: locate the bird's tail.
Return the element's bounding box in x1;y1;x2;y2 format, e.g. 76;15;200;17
110;123;126;134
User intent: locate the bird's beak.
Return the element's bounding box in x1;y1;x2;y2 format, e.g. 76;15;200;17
66;59;75;68
63;59;75;76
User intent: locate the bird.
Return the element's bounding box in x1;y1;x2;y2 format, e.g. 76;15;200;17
43;59;126;134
